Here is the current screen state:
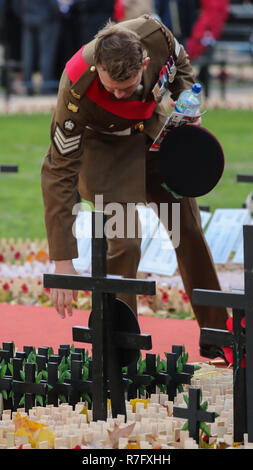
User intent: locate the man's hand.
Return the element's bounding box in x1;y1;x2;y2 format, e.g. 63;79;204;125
169;99;202;127
51;260;78;319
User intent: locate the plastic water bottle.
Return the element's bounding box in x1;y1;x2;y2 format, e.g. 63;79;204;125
174;83;202;117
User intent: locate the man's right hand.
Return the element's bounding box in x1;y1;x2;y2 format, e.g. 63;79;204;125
51;260;78;319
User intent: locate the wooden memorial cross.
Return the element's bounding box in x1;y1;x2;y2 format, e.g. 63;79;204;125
237;174;253;183
0;165;18;173
166;353;192;401
192;225;253;442
173;387;215;443
12;360;47;413
200;310;246;442
44;211;155;422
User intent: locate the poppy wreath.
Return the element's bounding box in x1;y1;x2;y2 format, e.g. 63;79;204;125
186;0;230;60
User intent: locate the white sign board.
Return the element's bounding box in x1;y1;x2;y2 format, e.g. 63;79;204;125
137;209;212;276
204;209;251;264
72;211;92;272
72;207;213;276
137;204;160;254
200;210;212;229
233;219;253;264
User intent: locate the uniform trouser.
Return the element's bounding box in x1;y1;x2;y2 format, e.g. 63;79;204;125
104;153;228;330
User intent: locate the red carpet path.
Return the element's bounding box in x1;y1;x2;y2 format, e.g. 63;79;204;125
0;303;204;362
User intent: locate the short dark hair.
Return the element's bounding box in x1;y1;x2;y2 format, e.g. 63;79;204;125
94;21;144;81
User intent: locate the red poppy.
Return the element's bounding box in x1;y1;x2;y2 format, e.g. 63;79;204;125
14;251;21;260
222;315;246;367
37;280;42;285
2;282;10;291
181;292;189;303
226;316;246;332
223;346;233;365
21;284;28;294
162;292;169;302
0;254;4;262
44;287;51;294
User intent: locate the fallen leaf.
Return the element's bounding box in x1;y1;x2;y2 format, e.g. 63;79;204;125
163;403;173;417
14;412;47;435
233;441;244;448
13;412;50;449
34;427;55;449
107;422;136;449
216;441;230;449
146;433;163;449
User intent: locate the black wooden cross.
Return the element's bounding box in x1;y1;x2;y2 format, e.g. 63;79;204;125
192;224;253;442
173;387;216;443
237;174;253;183
44;211;155;422
68;359;92;408
47;361;71;406
12;361;47;412
166;352;192;401
0;164;18;173
171;345;195;375
124;360;152;400
145;353;170;396
199;309;246;442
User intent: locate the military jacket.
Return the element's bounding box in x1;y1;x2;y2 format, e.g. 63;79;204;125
41;15;195;260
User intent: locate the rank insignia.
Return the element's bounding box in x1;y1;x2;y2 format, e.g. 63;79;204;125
64;119;76;132
53;125;82;156
67;102;79;113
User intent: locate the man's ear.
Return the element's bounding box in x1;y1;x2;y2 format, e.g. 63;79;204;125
142;56;150;72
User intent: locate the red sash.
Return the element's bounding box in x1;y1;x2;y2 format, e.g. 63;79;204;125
65;46;156;120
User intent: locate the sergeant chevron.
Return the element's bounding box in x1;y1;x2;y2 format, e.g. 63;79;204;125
53;124;81;155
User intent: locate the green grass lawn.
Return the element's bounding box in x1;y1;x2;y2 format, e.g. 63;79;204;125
0;109;252;240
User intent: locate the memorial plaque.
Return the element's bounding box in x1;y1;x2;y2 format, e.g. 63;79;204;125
138;210;211;276
204;209;251;264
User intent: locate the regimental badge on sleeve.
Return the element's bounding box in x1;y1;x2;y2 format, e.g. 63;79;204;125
152;56;177;102
64;119;76;132
53;124;82;156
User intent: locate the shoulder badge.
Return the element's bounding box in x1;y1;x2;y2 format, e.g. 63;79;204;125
64;119;76;131
67;102;79;113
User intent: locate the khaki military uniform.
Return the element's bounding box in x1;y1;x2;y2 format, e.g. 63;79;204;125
41;15;228;329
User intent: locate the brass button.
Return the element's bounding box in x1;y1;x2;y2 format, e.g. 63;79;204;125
134;121;144;132
90;65;96;72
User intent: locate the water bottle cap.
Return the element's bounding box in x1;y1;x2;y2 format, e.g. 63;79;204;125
192;83;202;94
